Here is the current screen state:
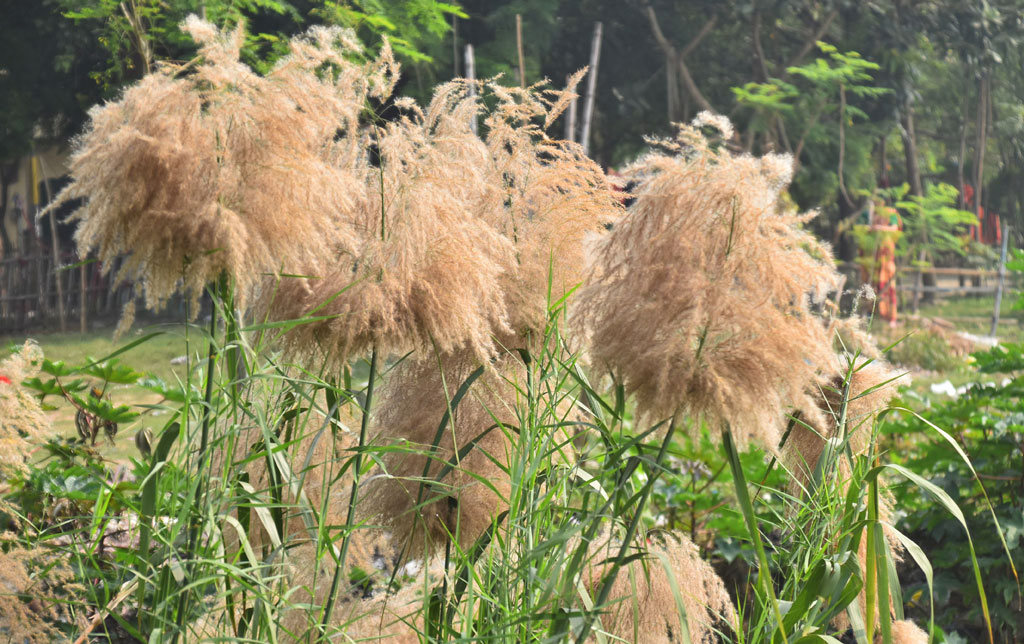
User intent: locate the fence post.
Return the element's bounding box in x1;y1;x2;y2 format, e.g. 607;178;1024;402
80;260;87;334
911;250;925;313
465;44;477;136
580;21;603;157
990;225;1010;338
564;74;578;142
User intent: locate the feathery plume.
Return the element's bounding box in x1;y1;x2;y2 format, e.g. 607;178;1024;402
281;539;424;642
785;357;906;483
575;115;842;448
887;620;930;644
582;534;735;644
224;408;362;551
270;81;515;365
0;542;79;643
785;357;907;631
483;76;620;343
271;72;618;365
360;349;526;557
52;18;385;314
0;341;49;476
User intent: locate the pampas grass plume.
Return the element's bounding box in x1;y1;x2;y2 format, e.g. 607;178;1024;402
0;341;49;476
483;74;621;342
54;18;386;314
361;349;525;556
785;358;905;484
271;81;515;365
575;115;842;448
583;534;735;644
887;620;930;644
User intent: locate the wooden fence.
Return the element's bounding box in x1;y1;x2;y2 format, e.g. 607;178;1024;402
844;228;1015;336
0;253;131;335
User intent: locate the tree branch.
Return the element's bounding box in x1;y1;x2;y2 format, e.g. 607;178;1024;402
777;8;838;75
643;4;675;56
681;14;718;59
752;10;770;82
677;57;715;113
643;4;717;116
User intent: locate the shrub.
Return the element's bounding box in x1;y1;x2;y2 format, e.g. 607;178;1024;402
6;18;1003;644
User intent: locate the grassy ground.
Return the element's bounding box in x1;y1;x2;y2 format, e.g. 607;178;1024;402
859;293;1022;396
916;293;1024;342
4;294;1015;462
2;323;196;463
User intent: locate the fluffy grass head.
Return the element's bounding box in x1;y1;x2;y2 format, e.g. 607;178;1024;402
53;18;390;314
360;349;525;558
270;74;618;365
575;114;842;448
270;81;515;365
482;73;621;343
786;357;905;484
582;533;735;644
0;341;49;476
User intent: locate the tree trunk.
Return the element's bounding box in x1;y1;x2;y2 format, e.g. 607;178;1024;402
957;87;969;210
837;84;853;207
899;101;923;197
580;21;603;157
666;52;680;122
974;74;988;223
878;134;888;185
644;5;716;118
0;163;16;259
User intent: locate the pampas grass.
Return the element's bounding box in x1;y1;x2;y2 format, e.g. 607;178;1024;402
51;18;390;314
32;16;966;644
271;81;515;365
360;349;525;556
482;74;621;343
887;620;930;644
785;357;905;485
583;534;735;644
575;113;842;448
0;341;49;476
271;73;618;365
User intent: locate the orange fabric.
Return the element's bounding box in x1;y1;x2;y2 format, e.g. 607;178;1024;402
874;238;897;322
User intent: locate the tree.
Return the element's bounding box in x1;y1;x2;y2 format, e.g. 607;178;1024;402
0;0;108;255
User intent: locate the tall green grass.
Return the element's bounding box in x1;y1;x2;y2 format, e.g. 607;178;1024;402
3;286;1012;644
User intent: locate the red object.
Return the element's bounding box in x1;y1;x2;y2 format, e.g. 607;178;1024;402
0;375;11;385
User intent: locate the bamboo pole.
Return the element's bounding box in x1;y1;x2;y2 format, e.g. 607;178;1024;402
580;21;603;157
80;261;87;333
465;44;477;136
564;74;578;142
516;14;526;88
990;225;1010;338
452;14;459;77
35;155;67;332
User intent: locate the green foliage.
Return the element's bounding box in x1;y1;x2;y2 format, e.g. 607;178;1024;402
733;42;889;138
886;329;967;373
56;0;461;87
893;182;978;266
57;0;302;85
885;344;1024;643
313;0;465;62
2;439;110;522
786;42;890;103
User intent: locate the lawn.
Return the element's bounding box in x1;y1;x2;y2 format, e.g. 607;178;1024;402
7;294;1010;463
2;323;197;463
